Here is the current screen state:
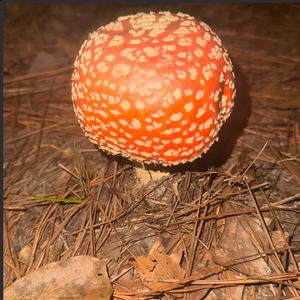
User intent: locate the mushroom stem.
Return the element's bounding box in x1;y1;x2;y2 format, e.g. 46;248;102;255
134;164;170;184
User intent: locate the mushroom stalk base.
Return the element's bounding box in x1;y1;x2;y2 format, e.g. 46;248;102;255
135;167;170;184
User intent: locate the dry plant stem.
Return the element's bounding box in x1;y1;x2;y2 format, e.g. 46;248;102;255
3;206;26;211
4;122;65;145
97;196;136;259
88;196;99;256
4;83;70;98
78;177;174;235
4;65;72;84
48;203;87;253
27;204;59;273
245;180;300;297
3;212;21;280
261;189;300;273
165;176;182;226
95;163;136;259
70;209;89;258
186;199;208;276
244;129;300;145
114;258;299;298
41;208;59;266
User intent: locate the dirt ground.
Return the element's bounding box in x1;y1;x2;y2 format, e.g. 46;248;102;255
3;3;300;299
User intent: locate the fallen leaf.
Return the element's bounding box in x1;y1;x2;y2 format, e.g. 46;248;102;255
4;255;112;300
205;290;219;300
113;268;146;296
271;231;289;249
214;270;244;300
184;251;220;300
18;244;32;265
135;239;185;291
212;203;276;299
212;203;272;277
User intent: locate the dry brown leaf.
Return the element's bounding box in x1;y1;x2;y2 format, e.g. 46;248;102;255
113;269;146;296
271;231;289;249
212;204;272;278
214;270;244;300
205;290;219;300
4;255;112;300
18;244;32;265
135;239;185;291
185;251;220;300
212;203;276;299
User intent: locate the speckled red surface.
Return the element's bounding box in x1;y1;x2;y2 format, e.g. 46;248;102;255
72;11;235;165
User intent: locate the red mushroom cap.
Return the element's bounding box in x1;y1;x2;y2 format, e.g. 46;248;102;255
71;11;236;166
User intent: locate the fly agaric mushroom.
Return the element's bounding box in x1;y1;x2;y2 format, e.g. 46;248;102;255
71;11;235;174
